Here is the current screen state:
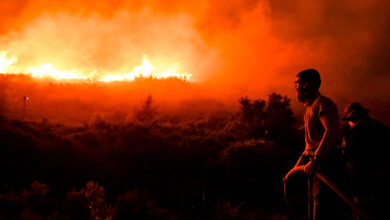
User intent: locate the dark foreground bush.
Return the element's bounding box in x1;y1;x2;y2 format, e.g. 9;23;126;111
0;93;301;219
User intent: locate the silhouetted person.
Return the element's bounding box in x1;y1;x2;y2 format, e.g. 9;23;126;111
341;102;389;219
284;69;345;220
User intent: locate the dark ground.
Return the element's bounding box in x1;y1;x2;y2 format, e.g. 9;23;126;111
0;93;306;219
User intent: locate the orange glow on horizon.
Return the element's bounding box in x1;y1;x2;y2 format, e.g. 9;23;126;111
0;52;192;82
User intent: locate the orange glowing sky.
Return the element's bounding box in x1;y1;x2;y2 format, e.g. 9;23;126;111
0;0;389;105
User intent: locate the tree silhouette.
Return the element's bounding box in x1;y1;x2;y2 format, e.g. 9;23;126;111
134;95;157;123
238;93;297;143
239;96;267;138
264;93;297;146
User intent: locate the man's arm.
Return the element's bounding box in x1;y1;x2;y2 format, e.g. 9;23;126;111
305;112;339;174
314;113;339;160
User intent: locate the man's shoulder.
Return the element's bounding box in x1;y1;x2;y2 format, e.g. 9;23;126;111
312;94;337;111
306;95;339;120
316;95;336;106
358;118;388;133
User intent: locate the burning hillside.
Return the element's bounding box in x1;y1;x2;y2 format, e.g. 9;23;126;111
0;73;236;125
1;52;192;82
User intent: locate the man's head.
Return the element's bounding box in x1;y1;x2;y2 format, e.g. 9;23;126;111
295;69;321;103
342;102;369;127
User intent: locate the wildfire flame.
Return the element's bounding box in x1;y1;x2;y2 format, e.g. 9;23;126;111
100;56;192;82
28;64;89;80
0;52;192;82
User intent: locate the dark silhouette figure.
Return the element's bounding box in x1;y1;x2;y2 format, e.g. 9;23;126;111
284;69;346;220
341;102;389;219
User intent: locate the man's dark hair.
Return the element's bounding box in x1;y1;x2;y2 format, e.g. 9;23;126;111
297;69;321;90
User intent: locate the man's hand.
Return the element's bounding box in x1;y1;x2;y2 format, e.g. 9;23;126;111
304;161;319;175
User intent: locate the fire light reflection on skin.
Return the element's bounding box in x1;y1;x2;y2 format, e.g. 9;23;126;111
0;52;192;82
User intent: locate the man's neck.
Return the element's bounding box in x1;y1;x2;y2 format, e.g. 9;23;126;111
304;91;320;106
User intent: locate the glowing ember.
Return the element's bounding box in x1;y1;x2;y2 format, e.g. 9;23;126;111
0;52;192;82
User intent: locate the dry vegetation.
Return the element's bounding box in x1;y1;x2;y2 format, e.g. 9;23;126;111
0;92;304;219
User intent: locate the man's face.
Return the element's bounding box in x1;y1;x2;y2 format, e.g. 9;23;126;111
294;76;308;103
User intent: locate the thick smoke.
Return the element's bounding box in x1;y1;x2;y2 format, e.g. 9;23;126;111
0;1;219;81
267;0;390;89
264;0;390;121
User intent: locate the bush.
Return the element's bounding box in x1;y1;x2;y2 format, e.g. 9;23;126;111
0;92;302;219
